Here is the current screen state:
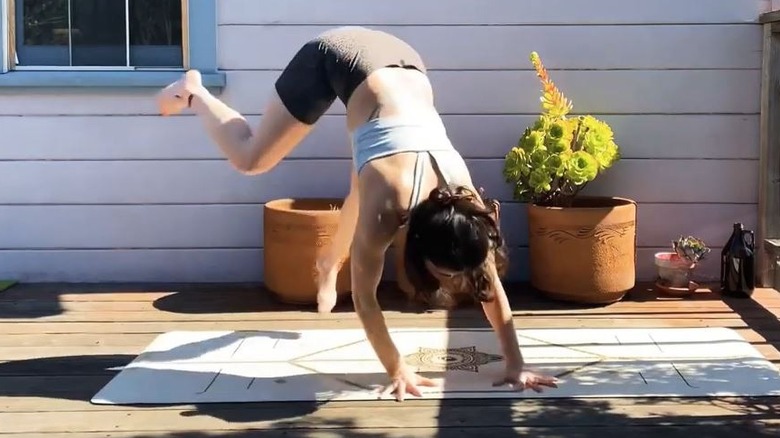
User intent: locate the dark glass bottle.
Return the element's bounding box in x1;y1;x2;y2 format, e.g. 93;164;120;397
720;223;755;298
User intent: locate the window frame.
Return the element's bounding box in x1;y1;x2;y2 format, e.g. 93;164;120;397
0;0;225;89
1;0;9;73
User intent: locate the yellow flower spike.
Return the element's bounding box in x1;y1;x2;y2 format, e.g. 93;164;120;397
529;51;573;119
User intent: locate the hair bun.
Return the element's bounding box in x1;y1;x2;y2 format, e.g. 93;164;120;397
430;186;477;207
431;188;454;206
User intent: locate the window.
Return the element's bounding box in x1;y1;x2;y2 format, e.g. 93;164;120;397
0;0;224;88
14;0;184;69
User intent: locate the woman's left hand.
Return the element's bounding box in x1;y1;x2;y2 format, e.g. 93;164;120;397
493;365;558;393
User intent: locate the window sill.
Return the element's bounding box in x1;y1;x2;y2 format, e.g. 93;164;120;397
0;70;226;91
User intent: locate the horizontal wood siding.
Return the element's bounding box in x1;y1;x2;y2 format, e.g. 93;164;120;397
0;0;767;283
0;204;758;250
0;114;761;160
218;0;766;25
219;25;763;70
0;70;762;115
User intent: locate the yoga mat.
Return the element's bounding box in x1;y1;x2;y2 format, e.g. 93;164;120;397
91;327;780;405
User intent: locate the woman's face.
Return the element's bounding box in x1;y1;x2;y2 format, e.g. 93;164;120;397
424;259;470;293
424;259;459;279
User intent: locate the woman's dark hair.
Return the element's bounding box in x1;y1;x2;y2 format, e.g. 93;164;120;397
403;185;508;308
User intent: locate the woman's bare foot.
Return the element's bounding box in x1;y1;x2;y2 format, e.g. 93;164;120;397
157;70;205;116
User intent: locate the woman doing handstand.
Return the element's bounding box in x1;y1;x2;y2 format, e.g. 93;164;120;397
157;26;557;401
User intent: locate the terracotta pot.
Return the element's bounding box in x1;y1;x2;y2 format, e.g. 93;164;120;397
263;198;351;305
527;196;637;304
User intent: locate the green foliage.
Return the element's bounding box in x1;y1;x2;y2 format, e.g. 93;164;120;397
503;52;621;207
673;236;711;264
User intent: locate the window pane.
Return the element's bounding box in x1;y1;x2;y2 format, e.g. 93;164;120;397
129;0;182;67
14;0;183;68
16;0;70;66
70;0;126;66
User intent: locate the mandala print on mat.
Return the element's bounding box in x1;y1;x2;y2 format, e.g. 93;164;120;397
405;346;503;372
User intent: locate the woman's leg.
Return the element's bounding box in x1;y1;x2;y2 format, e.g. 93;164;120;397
316;166;360;313
157;70;315;176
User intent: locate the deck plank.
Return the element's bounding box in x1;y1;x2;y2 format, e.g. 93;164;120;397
2;426;779;438
0;281;778;436
2;402;780;434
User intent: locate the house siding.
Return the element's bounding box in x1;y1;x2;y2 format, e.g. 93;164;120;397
0;0;769;283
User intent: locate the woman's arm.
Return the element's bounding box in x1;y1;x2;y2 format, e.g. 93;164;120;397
350;227;403;375
481;261;558;391
480;261;524;369
351;228;438;400
350;187;437;400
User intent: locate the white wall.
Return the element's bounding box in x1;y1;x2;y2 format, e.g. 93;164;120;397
0;0;770;283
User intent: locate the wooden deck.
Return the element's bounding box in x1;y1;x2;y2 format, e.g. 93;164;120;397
1;281;780;437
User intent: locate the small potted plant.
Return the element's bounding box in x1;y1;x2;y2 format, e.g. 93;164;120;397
503;51;637;304
655;236;711;294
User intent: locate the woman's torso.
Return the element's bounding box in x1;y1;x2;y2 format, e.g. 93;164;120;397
315;28;476;202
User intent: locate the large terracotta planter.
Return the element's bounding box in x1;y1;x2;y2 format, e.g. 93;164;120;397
263;198;351;305
527;196;637;304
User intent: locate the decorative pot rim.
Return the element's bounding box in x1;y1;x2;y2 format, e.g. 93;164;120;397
529;196;636;211
265;198;345;213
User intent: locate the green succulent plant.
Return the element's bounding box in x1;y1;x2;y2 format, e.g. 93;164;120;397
673;236;711;264
503;52;620;207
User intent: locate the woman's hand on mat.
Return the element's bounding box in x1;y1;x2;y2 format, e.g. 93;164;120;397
494;366;558;393
380;364;438;402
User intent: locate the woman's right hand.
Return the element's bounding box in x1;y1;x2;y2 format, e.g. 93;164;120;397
379;364;439;402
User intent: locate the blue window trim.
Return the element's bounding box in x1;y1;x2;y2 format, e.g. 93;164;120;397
0;0;225;92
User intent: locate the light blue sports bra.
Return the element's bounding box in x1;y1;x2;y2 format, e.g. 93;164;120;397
350;113;467;210
350;113;456;173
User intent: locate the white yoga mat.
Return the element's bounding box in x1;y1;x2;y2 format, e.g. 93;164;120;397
91;327;780;404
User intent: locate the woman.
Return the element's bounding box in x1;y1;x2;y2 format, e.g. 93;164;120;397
157;26;557;401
